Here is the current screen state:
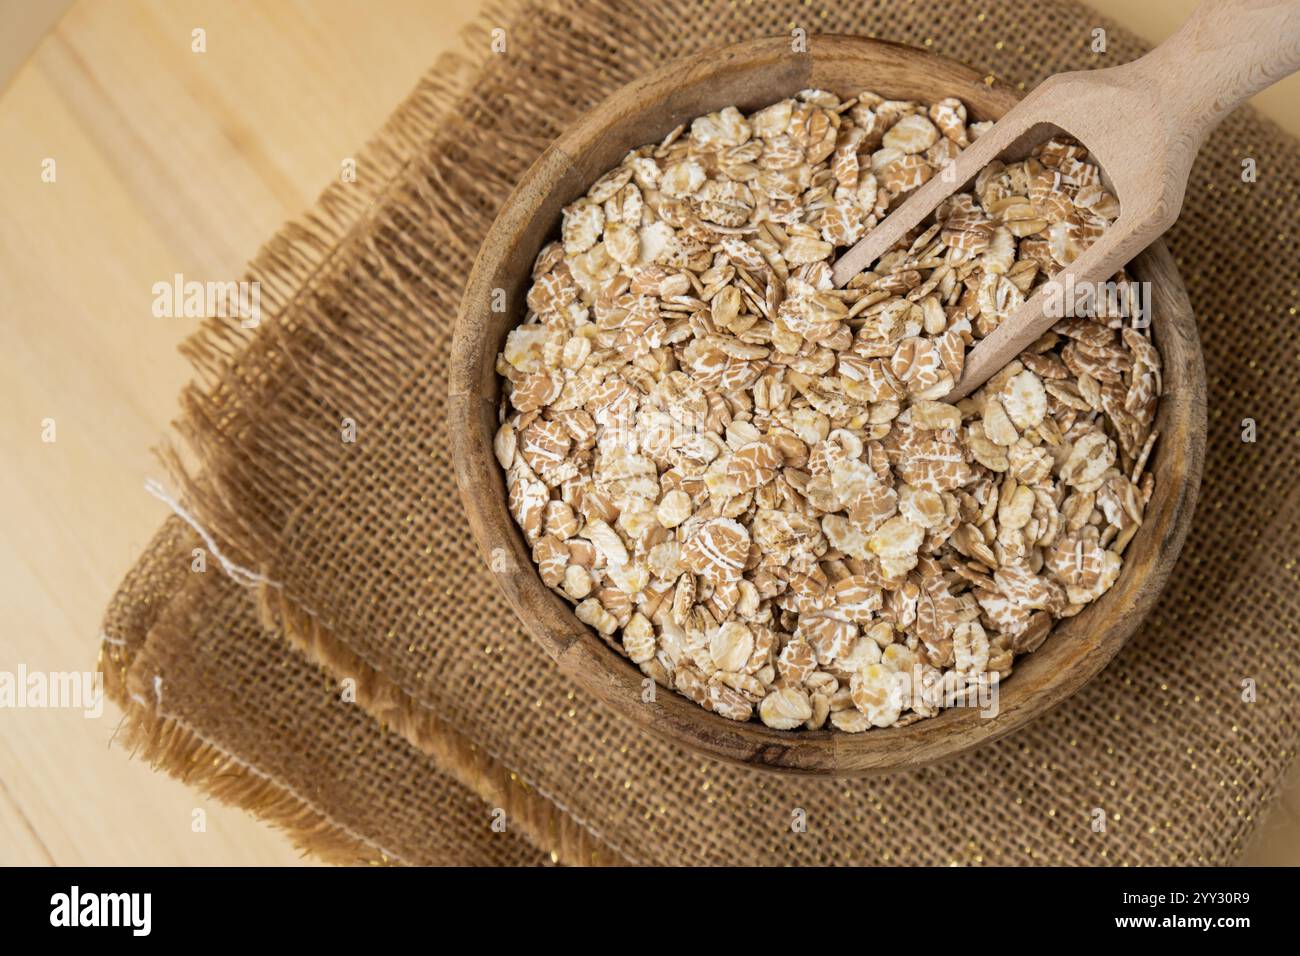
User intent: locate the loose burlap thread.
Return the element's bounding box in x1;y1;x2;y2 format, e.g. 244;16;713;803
102;0;1300;865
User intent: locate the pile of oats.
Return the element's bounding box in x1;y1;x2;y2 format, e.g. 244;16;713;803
494;89;1161;732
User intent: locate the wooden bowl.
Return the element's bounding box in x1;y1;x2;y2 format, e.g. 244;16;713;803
449;36;1206;775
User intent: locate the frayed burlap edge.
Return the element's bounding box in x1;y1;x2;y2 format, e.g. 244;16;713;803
111;697;395;866
173;3;508;397
97;518;406;866
108;0;617;867
255;587;627;866
101;519;553;867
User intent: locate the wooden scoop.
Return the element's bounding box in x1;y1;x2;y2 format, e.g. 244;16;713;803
831;0;1300;401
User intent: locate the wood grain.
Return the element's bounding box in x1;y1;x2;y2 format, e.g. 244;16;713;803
1087;0;1300;136
450;35;1207;775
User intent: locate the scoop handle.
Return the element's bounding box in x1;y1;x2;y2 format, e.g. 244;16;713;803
1126;0;1300;146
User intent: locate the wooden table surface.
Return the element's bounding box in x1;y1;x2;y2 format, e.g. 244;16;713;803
1;0;1297;866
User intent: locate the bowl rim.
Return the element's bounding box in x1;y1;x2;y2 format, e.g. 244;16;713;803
449;34;1206;775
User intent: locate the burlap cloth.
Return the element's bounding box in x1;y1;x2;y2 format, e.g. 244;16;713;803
100;0;1300;866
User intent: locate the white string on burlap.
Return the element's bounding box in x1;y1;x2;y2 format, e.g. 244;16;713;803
144;478;281;590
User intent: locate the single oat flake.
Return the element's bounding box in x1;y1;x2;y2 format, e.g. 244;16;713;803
494;89;1159;732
